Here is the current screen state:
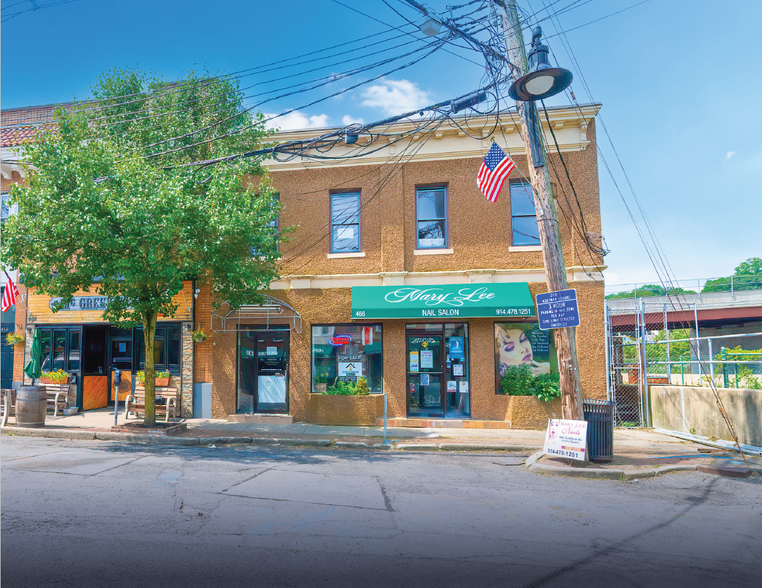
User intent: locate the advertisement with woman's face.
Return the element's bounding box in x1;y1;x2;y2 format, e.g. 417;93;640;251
494;323;554;378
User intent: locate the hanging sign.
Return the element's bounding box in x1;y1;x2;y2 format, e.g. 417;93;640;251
543;419;588;461
536;289;580;330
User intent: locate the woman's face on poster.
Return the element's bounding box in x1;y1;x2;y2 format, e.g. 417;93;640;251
497;327;533;368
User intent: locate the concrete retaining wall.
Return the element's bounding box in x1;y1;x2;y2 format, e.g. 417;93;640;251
650;385;762;447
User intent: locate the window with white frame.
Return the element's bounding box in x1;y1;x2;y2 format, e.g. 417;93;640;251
510;181;540;246
416;186;447;249
330;192;361;253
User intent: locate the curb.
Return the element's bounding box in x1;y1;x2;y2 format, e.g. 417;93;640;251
524;450;701;480
0;428;555;454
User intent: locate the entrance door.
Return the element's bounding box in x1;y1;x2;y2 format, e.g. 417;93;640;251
238;330;289;414
406;332;444;417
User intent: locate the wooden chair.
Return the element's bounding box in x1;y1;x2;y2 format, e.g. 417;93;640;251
1;389;16;428
125;386;178;422
39;384;70;417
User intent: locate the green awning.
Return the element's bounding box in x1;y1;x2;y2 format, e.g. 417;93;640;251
351;283;535;320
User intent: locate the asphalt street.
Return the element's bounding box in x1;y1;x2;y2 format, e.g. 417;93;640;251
2;436;760;588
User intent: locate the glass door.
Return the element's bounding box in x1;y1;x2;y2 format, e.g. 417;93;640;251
237;330;289;414
406;330;444;417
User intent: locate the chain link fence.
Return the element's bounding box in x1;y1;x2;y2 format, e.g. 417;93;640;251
605;299;762;427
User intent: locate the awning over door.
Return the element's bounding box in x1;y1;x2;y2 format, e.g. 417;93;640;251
351;283;536;320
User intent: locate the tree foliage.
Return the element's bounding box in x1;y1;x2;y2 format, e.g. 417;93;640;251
702;257;762;293
605;284;695;300
2;68;283;425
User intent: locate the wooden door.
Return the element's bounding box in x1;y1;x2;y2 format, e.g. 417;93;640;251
82;376;108;410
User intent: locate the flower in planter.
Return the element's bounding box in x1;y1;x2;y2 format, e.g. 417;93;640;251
41;369;70;383
136;370;172;384
191;323;208;343
5;332;25;345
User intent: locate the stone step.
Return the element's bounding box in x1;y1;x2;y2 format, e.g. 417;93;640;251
227;414;295;424
376;418;512;429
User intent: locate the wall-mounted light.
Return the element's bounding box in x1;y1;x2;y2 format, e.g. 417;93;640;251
193;288;201;299
26;324;34;334
183;323;192;332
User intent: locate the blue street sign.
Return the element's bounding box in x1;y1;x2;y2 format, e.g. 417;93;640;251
536;289;580;330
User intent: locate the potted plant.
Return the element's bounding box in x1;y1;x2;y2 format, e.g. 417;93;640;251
5;332;24;346
191;323;208;343
136;370;172;387
313;367;333;393
40;369;70;385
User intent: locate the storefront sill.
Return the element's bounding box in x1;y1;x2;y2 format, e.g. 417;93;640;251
508;245;543;252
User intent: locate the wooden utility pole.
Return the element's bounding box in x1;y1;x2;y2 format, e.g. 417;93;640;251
496;0;584;420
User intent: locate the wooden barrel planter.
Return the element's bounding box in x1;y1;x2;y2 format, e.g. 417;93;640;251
16;386;47;427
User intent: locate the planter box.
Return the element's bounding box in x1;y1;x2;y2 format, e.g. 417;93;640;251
40;376;70;385
139;377;171;387
307;393;385;426
504;395;563;429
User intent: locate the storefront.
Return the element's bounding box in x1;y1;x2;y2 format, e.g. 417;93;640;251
20;283;194;413
341;282;540;420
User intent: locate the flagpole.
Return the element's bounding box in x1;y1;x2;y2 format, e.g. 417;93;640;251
495;0;584;421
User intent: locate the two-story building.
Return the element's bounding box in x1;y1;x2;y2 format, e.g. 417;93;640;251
198;105;606;426
8;102;606;428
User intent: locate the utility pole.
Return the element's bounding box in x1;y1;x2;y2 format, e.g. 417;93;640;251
495;0;584;420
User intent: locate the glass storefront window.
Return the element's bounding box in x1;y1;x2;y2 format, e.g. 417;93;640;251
494;322;557;395
311;324;383;393
135;324;181;374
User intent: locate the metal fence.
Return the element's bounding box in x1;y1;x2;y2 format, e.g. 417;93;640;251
605;299;762;427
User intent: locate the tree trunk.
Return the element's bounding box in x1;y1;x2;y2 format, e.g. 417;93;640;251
142;311;157;427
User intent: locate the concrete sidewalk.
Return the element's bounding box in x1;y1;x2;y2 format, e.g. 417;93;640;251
2;408;759;479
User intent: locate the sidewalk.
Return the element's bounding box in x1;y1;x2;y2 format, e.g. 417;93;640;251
2;408;759;479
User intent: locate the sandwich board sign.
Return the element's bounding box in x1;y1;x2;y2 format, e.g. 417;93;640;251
543;419;588;461
536;288;580;330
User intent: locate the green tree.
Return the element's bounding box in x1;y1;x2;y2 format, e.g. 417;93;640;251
2;68;283;426
605;284;695;299
702;257;762;292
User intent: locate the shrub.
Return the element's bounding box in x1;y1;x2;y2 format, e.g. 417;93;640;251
499;365;560;403
499;364;535;396
136;370;171;383
355;377;370;396
324;381;357;395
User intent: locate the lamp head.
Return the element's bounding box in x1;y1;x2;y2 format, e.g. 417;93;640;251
508;26;573;102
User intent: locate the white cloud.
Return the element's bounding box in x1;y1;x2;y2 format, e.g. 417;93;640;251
265;111;331;131
726;151;736;159
361;79;430;116
342;115;365;126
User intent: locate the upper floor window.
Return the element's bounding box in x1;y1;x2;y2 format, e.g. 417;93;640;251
1;192;10;224
510;182;540;246
251;194;279;256
416;187;447;249
331;191;361;253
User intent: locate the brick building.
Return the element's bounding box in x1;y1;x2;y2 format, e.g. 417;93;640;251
7;103;606;427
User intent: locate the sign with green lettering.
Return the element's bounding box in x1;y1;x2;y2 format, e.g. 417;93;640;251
351;283;535;319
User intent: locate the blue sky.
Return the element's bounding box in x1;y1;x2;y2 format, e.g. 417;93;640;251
3;0;760;291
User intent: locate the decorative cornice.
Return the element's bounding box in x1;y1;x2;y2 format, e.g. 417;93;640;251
265;104;601;171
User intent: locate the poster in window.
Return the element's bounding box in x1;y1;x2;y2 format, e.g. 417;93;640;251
447;380;457;392
449;336;464;360
421;374;430;386
495;323;554;378
420;349;434;369
409;352;419;373
338;361;363;379
453;363;464;377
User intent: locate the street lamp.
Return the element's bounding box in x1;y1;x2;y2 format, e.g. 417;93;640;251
508;26;573;102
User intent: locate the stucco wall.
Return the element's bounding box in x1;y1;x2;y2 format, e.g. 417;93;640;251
210;282;605;422
651;385;762;447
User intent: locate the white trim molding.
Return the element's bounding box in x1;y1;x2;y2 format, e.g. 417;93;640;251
413;248;454;256
327;251;366;259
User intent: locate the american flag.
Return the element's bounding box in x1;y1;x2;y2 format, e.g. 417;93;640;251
2;271;18;313
477;142;515;203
